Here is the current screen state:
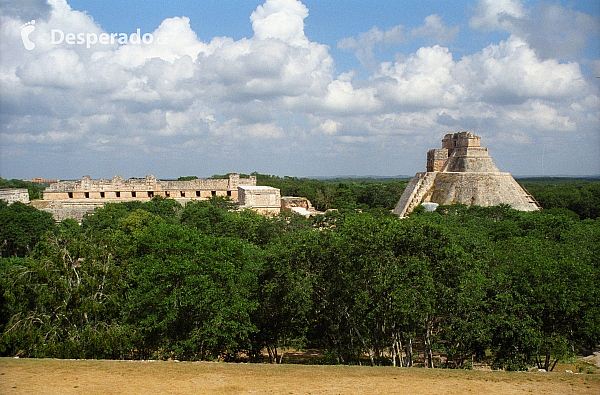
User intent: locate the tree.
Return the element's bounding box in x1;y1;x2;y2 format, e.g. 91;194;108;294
138;196;182;221
489;222;598;371
81;202;134;232
0;202;55;257
120;218;262;360
0;227;130;359
251;229;317;363
180;201;229;235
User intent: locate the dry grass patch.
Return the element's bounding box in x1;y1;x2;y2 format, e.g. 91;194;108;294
1;357;599;395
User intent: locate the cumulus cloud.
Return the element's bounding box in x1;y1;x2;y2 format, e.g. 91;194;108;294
111;17;208;68
511;3;600;60
318;119;340;135
0;0;598;178
250;0;309;46
469;0;526;31
454;36;590;105
470;0;600;60
338;26;390;70
410;14;459;44
374;45;460;109
338;14;458;69
0;0;334;158
0;0;52;21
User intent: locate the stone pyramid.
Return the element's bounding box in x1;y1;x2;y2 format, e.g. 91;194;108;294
394;131;540;217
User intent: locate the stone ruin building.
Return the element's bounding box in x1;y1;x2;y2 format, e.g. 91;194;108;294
0;189;30;205
237;186;282;215
280;196;324;216
43;173;256;201
35;174;282;221
394;131;540;217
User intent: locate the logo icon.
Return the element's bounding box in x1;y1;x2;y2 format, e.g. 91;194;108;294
21;20;36;50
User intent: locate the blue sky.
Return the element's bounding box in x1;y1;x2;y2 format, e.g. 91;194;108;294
64;0;600;70
1;0;599;179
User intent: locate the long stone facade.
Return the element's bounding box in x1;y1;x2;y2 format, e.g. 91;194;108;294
38;174;260;221
43;174;256;201
394;132;540;217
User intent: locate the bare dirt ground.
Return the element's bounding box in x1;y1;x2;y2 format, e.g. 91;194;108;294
1;357;599;395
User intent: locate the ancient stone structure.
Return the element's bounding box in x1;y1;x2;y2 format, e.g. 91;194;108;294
27;178;59;185
237;186;281;215
31;199;106;222
281;196;324;216
38;174;259;221
394;132;540;217
43;174;255;201
0;189;30;204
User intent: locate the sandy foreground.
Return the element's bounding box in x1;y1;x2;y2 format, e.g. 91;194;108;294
1;357;599;395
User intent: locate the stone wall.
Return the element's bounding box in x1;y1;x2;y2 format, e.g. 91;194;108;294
44;174;256;201
37;173;268;221
281;196;324;216
238;186;281;215
442;131;481;149
0;189;30;204
425;172;539;211
31;200;103;222
427;149;448;172
441;147;500;173
434;132;499;173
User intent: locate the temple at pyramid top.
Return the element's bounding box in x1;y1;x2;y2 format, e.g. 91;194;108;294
394;131;540;217
426;131;500;173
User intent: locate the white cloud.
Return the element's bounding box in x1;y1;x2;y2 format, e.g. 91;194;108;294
455;36;590;104
504;101;577;132
469;0;526;31
0;0;52;21
319;119;340;135
512;3;600;60
250;0;309;46
470;0;600;60
17;48;87;87
338;14;458;69
111;17;207;68
374;45;460;109
211;119;284;139
0;0;598;178
338;26;389;69
410;14;459;44
322;79;381;113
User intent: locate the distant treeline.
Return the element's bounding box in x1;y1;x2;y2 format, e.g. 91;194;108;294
1;190;598;370
256;174;408;212
518;177;600;220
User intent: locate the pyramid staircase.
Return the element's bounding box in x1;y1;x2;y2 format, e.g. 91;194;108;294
520;185;542;210
394;172;437;217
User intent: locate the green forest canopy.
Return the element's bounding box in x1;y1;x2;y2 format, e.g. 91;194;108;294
0;176;598;370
